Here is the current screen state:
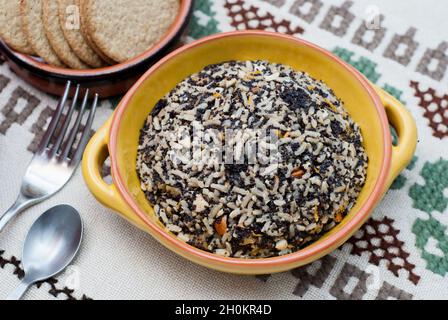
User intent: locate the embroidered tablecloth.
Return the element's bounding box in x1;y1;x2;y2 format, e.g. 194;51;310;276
1;0;447;300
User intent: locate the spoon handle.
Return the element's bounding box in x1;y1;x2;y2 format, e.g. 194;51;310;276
7;279;32;300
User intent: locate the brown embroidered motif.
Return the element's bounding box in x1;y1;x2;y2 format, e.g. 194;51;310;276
262;0;286;8
289;0;323;23
351;15;387;52
416;41;448;81
0;86;40;135
329;263;369;300
0;250;91;300
0;74;10;94
28;106;54;153
319;1;354;37
0;250;25;279
291;255;337;297
376;282;413;300
410;81;448;139
383;27;419;66
224;0;304;36
348;217;421;285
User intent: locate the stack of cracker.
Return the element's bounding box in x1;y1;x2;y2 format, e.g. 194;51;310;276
0;0;180;69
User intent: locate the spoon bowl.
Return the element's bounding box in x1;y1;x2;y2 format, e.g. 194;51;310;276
7;205;83;300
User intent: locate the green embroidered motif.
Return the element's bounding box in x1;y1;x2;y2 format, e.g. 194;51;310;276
383;84;405;104
390;156;418;190
189;0;220;39
409;159;448;214
332;47;406;105
332;47;381;83
412;217;448;276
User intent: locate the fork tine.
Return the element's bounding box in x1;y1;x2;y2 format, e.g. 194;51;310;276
61;89;89;161
50;85;81;158
37;81;71;154
70;93;99;165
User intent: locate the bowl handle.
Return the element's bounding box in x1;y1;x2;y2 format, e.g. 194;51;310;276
373;86;418;188
82;118;147;229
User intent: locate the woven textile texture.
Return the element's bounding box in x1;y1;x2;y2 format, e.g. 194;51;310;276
0;0;447;300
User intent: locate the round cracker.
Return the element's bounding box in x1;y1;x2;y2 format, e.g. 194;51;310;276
20;0;65;67
83;0;180;63
77;0;116;65
42;0;88;69
57;0;106;68
0;0;34;54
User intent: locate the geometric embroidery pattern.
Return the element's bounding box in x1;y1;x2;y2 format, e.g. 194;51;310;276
0;86;40;135
189;0;220;40
0;74;10;94
416;42;448;81
383;27;419;67
412;217;448;276
319;1;354;37
409;159;448;214
383;84;405;104
348;217;421;285
289;0;323;23
263;0;286;7
28;105;55;153
291;255;337;297
351;15;386;52
0;250;91;300
329;262;369;300
376;282;413;300
224;0;304;36
390;156;418;190
410;81;448;139
332;47;405;104
332;46;381;83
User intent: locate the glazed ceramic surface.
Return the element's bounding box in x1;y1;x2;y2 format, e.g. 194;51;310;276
82;31;417;274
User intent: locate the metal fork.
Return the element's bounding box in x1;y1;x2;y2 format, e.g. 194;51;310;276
0;81;98;232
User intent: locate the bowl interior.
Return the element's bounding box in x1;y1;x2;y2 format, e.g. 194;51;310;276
112;33;387;259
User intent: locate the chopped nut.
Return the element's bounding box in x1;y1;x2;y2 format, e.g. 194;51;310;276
335;212;343;223
275;239;288;251
292;168;305;178
324;98;338;113
214;216;227;236
313;206;319;222
334;200;348;223
193;194;209;213
165;185;181;197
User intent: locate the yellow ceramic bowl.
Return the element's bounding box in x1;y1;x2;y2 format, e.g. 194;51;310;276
82;31;417;275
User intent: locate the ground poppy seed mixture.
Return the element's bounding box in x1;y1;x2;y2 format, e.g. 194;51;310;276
137;60;368;258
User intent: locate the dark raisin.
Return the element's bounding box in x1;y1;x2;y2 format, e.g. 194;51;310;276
280;86;312;110
151;98;167;116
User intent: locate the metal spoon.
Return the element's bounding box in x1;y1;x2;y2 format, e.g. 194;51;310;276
7;205;83;300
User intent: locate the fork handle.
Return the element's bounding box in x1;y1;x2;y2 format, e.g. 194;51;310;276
0;196;35;232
